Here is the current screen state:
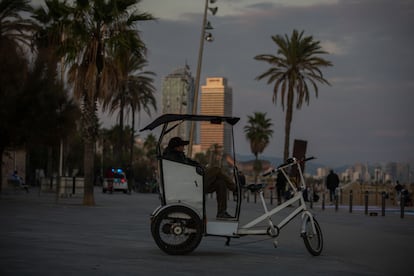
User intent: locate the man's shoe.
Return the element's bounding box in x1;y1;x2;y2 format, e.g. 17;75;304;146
216;211;235;220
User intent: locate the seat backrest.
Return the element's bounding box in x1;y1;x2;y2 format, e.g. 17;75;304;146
161;159;204;215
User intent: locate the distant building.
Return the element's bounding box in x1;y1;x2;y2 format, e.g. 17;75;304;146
200;77;233;155
161;64;194;143
316;167;330;179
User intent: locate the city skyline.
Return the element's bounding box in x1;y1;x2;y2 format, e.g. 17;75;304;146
132;0;414;167
31;0;414;167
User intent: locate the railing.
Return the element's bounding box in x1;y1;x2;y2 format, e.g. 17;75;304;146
224;181;412;219
39;176;84;196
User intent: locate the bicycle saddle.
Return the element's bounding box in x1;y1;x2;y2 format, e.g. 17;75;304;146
245;183;266;192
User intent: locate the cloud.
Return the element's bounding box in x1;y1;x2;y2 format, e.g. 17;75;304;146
320;40;347;55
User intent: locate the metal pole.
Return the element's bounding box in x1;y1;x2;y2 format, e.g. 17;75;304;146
188;0;209;157
309;188;313;209
364;190;369;215
349;190;353;213
400;193;405;219
335;193;338;212
56;140;63;202
322;192;325;210
381;191;386;216
270;189;273;205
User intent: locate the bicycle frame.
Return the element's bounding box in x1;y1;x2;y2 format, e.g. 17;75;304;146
236;158;316;237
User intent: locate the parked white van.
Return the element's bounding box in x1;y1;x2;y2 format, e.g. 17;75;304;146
103;168;128;193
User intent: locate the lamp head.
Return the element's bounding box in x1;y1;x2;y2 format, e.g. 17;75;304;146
208;7;218;15
205;21;214;30
205;32;214;42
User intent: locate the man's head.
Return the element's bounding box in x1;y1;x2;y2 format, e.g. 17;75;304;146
168;137;189;150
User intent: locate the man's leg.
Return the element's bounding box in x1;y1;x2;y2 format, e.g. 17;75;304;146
276;187;282;205
215;179;227;214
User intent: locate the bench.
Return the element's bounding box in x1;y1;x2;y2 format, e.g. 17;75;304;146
7;179;29;193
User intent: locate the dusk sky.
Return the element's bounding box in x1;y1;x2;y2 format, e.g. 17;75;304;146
33;0;414;167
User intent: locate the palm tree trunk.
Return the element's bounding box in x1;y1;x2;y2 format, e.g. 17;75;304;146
284;85;294;161
254;154;259;184
82;96;96;206
83;137;95;205
0;146;4;194
130;108;135;166
118;94;125;165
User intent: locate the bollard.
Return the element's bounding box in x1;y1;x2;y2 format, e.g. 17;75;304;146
340;188;343;205
364;190;369;215
309;189;313;209
349;190;353;213
270;189;273;205
381;191;386;216
254;192;257;204
400;194;405;219
322;192;325;210
72;176;76;194
335;194;339;211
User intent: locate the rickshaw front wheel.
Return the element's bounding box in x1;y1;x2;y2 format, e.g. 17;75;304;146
301;216;323;256
151;205;203;255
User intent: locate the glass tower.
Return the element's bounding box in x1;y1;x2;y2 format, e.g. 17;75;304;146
162;64;195;142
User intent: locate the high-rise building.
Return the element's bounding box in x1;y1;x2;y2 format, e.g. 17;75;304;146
199;77;233;154
162;64;194;142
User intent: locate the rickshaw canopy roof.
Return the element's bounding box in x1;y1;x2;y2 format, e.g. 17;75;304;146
140;114;240;131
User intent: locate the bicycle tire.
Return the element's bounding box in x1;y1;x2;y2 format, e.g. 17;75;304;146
302;216;323;256
151;205;203;255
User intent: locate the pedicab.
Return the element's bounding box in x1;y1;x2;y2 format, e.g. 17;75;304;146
140;114;323;255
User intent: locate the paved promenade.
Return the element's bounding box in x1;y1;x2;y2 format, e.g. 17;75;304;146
0;188;413;276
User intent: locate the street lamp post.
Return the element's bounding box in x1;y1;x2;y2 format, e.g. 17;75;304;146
188;0;217;157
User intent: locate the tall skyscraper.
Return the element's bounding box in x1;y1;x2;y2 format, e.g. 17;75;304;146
162;64;194;142
200;77;233;154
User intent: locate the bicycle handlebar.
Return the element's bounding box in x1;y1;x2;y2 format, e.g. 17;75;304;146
262;156;316;177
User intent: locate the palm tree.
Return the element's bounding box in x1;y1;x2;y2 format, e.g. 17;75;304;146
39;0;154;205
244;112;273;184
102;55;156;166
254;29;332;161
143;133;157;160
0;0;37;192
0;0;35;51
126;63;156;167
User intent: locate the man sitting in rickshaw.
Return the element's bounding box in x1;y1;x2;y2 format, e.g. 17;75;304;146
163;137;236;219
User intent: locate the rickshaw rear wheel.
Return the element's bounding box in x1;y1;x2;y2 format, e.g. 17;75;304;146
151;205;203;255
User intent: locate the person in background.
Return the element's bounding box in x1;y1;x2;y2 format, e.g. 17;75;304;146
326;169;339;203
395;180;403;206
10;170;29;193
275;166;287;205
